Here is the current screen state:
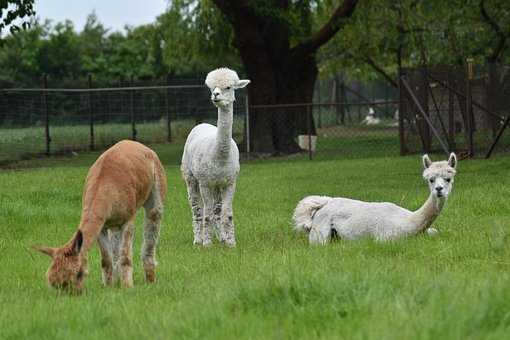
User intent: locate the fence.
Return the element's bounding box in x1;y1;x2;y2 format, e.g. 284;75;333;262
0;75;247;165
399;62;510;158
2;65;508;165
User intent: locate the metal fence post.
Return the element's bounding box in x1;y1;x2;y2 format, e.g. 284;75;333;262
307;104;312;160
466;58;474;157
42;74;51;156
245;94;250;158
165;74;172;142
130;75;137;141
88;74;95;150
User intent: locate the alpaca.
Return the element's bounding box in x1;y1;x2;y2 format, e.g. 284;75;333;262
34;140;167;292
361;107;381;125
181;67;250;246
292;153;457;245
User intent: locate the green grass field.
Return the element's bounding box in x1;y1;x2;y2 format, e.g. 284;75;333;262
1;143;510;339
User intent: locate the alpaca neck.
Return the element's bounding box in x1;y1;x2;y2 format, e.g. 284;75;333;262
215;103;233;160
77;213;106;253
410;193;445;233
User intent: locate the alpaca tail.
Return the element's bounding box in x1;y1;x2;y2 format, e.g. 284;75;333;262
292;196;332;233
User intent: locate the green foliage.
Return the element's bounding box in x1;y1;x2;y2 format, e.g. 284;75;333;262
319;0;510;82
157;0;241;75
0;1;508;86
0;0;35;34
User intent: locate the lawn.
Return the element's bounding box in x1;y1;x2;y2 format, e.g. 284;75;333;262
1;143;510;339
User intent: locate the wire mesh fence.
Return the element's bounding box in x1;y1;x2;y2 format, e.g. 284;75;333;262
399;62;510;158
2;65;508;165
249;100;400;160
0;78;247;165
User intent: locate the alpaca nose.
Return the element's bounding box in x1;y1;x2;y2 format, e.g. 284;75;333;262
435;186;443;194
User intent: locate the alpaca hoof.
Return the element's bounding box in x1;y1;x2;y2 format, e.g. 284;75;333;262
145;269;156;283
201;239;212;247
221;239;236;247
193;238;202;246
121;281;134;289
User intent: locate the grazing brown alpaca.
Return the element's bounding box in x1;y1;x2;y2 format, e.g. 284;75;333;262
34;140;167;293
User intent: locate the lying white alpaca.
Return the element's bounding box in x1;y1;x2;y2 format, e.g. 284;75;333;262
293;153;457;244
361;107;381;126
181;67;250;246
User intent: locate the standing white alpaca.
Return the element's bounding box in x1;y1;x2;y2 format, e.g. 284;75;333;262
292;153;457;245
181;67;250;246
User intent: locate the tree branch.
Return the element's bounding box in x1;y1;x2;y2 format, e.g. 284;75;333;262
299;0;359;54
480;0;508;62
362;54;398;88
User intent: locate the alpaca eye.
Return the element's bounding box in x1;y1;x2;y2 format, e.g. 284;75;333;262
225;86;231;90
445;178;451;183
429;178;434;183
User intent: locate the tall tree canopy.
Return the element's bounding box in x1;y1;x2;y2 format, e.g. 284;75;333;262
0;0;35;34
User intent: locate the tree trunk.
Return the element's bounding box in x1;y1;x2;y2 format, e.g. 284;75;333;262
211;0;359;154
248;53;318;154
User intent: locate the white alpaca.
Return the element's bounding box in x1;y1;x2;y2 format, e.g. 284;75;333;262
361;107;381;125
181;68;250;246
293;153;457;245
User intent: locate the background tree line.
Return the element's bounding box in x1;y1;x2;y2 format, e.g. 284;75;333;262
1;0;509;153
1;1;508;88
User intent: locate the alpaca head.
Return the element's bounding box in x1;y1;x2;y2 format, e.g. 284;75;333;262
33;230;86;293
422;153;457;199
205;67;250;108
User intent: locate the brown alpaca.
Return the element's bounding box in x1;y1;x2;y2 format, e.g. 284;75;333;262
34;140;167;293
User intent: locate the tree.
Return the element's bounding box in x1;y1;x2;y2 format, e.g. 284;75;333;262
319;0;510;88
0;0;35;34
210;0;359;154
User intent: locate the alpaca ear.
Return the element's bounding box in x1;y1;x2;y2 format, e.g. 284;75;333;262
235;79;250;89
69;230;84;256
448;152;457;169
422;154;432;169
33;245;57;258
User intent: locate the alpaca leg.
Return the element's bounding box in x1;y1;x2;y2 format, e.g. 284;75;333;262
110;228;122;285
185;175;203;245
141;185;164;283
97;229;113;286
309;223;332;245
199;184;215;247
220;184;236;246
119;220;135;288
213;190;222;241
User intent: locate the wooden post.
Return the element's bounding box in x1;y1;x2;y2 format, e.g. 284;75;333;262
245;94;250;158
447;72;456;150
165;74;172;142
466;58;474;157
317;79;322;128
420;66;431;153
487;61;498;138
88;74;95;150
398;72;406;155
130;75;137;141
307;104;312;160
42;74;50;156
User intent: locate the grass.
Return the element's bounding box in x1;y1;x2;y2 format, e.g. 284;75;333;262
1;142;510;339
